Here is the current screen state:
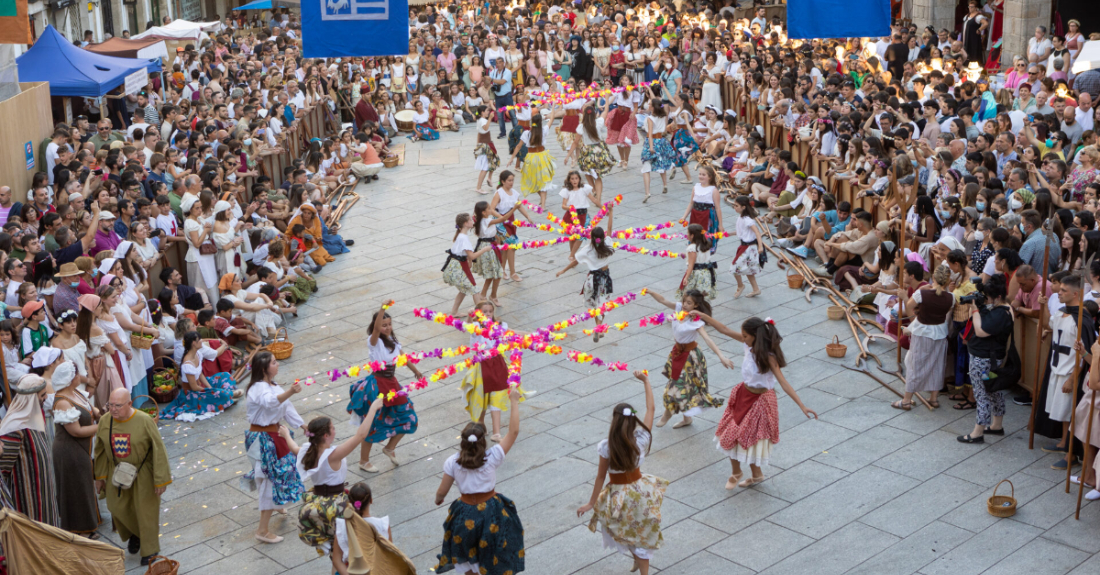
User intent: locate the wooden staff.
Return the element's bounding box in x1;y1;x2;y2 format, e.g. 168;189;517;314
1065;257;1093;493
894;178;907;376
1077;352;1098;519
1028;220;1053;450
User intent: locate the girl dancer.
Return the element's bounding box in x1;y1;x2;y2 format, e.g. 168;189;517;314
474;107;501;195
434;392;525;575
681;166;724;254
443;213;495;315
506;89;531;170
729;196;764;298
332;482;414;574
472;202;513;307
695;315;817;488
607;75;640;168
670;94;698;184
557;96;586;155
347;304;425;472
559;171;600;257
678;224;717;300
459;301;526;441
557;220;617;342
297;401;384;572
640;97;677;202
648;290;731;428
572;100;615;202
577;371;667;575
507;110;556;209
489;171;536;282
244;351;306;544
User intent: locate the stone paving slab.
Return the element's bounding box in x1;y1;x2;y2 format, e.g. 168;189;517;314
96;125;1100;574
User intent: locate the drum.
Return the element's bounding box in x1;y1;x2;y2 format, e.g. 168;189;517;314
395;110;416;132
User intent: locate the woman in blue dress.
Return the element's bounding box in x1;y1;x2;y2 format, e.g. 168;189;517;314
347;302;424;473
409;100;439;142
162;331;242;420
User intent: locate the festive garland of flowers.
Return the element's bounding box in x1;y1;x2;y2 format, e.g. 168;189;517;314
497;78;660;112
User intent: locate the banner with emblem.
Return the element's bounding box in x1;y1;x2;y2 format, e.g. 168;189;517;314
301;0;410;58
0;0;32;45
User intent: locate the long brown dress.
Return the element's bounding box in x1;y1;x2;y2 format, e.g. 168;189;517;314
53;396;100;534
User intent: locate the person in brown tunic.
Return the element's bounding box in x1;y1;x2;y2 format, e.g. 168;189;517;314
51;359;102;535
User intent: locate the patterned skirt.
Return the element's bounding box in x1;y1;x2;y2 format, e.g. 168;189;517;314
661;348;724;416
459;360;527;422
347;374;419;443
298;490;348;555
715;383;779;468
578;142;615;178
587;474;668;559
557;127;581;153
677;267;717;301
507;124;528;162
162;372;238;420
519;151;556;197
242;430;305;509
435;493;525;575
411;124;440;141
581;269;613;308
474;142;500;173
904;334;948;393
730;243;761;276
496;223;519;246
672;128;698;167
471;243;505;279
443;258;478;295
606;109;639;146
640;136;676;174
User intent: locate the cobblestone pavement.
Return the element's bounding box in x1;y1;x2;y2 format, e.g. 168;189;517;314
101;125;1100;574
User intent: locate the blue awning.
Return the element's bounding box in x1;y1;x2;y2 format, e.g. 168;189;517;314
16;25;162;98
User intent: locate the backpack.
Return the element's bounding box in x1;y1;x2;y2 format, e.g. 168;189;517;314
189;83;202;102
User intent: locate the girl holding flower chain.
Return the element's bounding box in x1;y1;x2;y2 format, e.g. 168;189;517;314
459;301;526;441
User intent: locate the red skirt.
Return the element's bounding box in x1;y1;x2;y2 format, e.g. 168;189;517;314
715;383;779;451
375;373;408;406
560;114;580;133
481;354;510;393
667;342;697;382
689;207;711;229
608;107;631;132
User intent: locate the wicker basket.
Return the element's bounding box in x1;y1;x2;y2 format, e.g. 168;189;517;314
134;395;159;425
144;554;180;575
383;155;399;168
130;319;154;350
150;368;180;405
987;479;1017;517
266;327;294;360
787;273;805;289
827;305;846;321
825;335;847;358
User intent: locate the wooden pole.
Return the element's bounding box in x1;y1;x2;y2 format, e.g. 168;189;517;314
1028;220;1052;450
1066;258;1093;493
895;180;906;374
1076;369;1097;519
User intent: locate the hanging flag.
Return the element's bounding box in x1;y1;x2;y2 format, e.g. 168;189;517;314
301;0;410;58
0;0;31;44
786;0;891;40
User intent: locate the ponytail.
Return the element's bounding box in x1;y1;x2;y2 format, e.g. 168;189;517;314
456;422;488;469
742;317;786;371
300;417;332;471
453;212;471;241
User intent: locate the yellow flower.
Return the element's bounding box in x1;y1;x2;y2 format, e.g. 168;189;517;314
517;549;525;559
465;519;476;530
480;539;488;548
477;502;487;511
501;509;509;517
489;523;499;533
453;535;462;544
469;548;477;558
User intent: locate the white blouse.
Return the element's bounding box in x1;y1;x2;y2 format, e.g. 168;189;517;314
246;380;305;428
687;243;711;264
671;303;704;344
495;187;520;212
368;336;401;364
443;444;506;494
581;117;607;146
692;184;717;204
450;233;474;257
597;428;651;473
560;184;594;211
296;444;347;486
740;343;777;390
735;216;757;242
574;242;611;271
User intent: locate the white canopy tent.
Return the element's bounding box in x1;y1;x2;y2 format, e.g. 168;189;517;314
132;19;223;41
1072;40;1100;75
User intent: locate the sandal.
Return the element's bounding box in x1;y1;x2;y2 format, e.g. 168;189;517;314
725;472;743;490
948;393;966;401
928;399;940;408
891;400;913;411
952;400;977;411
738;475;766;488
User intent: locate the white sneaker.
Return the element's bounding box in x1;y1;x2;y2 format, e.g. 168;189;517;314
849;286;865;303
1088;489;1100;501
776;238;793;249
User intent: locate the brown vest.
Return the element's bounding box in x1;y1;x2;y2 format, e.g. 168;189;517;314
915;288;954;326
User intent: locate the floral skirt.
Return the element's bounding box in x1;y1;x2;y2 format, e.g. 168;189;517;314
519;151;556;197
436;493;525;575
606;109;638;146
640;136;676;174
471;245;505;279
411;124;440;141
161;372;238;420
507;124;528;162
347;374;419;443
443;258;478;295
672;128;698;167
298;491;348;554
582;270;612;308
730;244;761;276
243;430;305;508
474;142;500;173
578;142;615;178
587;474;668;558
715;383;779;467
557;127;580;153
496;223;519;246
661;348;724;416
459;361;526;422
677;268;717;301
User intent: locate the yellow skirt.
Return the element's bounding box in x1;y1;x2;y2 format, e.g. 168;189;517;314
519;151;556;197
459;363;527;422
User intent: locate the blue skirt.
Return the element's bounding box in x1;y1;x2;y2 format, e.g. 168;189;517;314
507;123;528;162
162;372;238;420
243;430;305;506
672;128;698;167
347;374;419;443
411;124;440;140
641;136;676;173
644;63;658;83
496;223;518;245
436;493;525;575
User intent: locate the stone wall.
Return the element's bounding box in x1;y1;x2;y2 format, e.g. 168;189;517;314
1001;0;1052;71
910;0;956;34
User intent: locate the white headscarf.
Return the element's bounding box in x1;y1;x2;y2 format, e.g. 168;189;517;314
0;375;47;436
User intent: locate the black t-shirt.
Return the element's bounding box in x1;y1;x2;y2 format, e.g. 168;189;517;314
54;241;84;266
176;283;205;310
967;305;1013;359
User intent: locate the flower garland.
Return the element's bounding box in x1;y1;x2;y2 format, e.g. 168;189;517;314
497;79;660;112
611;241;687;259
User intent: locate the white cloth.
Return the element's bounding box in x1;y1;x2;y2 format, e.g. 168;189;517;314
368;336;401;364
495;187;520;213
687;243;710;264
559;184;594;211
596;428;651;473
671;303;703;344
450;233;474;256
735;216;757;242
442;443;505;494
740;342;777;390
246;381;305;428
296;444;347;486
692;184;716;204
574;242;611;271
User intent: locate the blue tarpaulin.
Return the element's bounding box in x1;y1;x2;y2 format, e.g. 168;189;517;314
16;25;162;97
234;0;301;10
302;0;410;58
786;0;891;40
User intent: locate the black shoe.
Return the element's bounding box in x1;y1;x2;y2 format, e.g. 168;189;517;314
957;433;984;444
344;239;355;246
1042;442;1068;454
128;535;141;554
140;555;155;566
371;175;379;181
984;427;1005;436
1012;394;1032;406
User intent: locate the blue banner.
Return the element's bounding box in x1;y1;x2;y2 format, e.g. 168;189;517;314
787;0;891;40
302;0;410;58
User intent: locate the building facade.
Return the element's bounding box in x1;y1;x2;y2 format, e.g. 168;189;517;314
909;0;1052;71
